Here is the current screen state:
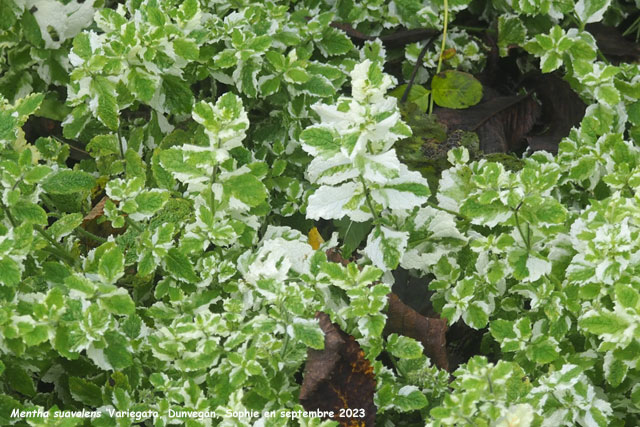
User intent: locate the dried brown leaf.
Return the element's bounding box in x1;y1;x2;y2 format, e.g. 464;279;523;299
435;94;541;153
385;293;449;371
300;312;376;427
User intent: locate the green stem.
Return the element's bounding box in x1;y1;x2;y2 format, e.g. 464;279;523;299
279;300;290;358
426;201;471;223
209;164;219;216
34;224;78;266
513;203;530;251
359;176;380;223
40;194;57;213
428;0;449;116
124;216;143;233
0;201;17;227
401;38;433;105
75;226;108;244
623;16;640;37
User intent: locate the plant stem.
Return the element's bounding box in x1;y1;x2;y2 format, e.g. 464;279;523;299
359;176;380;223
428;0;449;116
209;164;218;216
34;224;78;266
40;194;57;212
623;15;640;37
401;38;433;105
75;226;108;244
513;203;530;250
426;201;471;223
0;201;17;227
125;216;143;233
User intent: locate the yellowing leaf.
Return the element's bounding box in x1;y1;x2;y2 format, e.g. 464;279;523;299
308;227;324;250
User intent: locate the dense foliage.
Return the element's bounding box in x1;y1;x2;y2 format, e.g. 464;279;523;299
2;0;640;426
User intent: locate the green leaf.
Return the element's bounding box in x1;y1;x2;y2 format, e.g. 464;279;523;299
164;248;199;283
104;331;133;370
62;104;91;139
431;70;483;109
15;93;44;118
224;174;268;208
319;28;354;56
260;76;280;96
394;386;428;411
42;170;96;194
92;76;119;131
363;226;408;271
73;33;92;60
334;218;372;258
490;319;517;341
579;312;628;335
292;319;324;350
122;314;142;339
98;244;124;284
0;257;20;286
48;213;83;239
285;68;311;83
12;201;47;225
387;334;423;359
129;68;156;103
162;75;194;114
4;365;36;397
464;302;489;329
300;127;339;156
101;289;135;315
605;356;627;387
529;340;559;364
173;38;199;60
21;11;43;48
300;75;335;97
69;377;103;407
0;0;18;31
615;283;639;309
389;84;430;112
135;191;169;216
498;15;526;57
22;325;48;346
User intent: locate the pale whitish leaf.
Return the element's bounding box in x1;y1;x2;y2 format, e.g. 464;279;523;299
360;150;401;184
370;164;430;211
363;226;408;271
307;153;358;185
526;256;551;282
575;0;612;24
307;182;360;220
